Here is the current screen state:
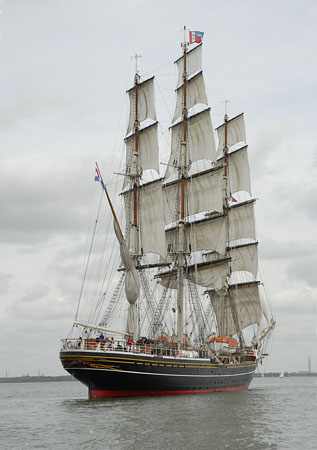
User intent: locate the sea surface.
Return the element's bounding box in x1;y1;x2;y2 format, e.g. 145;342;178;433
1;376;316;450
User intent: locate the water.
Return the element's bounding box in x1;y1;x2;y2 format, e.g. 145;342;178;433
1;377;316;450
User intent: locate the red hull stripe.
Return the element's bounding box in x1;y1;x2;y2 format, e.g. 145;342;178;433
89;385;249;399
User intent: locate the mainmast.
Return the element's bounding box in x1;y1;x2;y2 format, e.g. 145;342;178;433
176;26;189;346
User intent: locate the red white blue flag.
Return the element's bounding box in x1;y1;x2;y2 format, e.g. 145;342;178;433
189;30;204;44
95;167;104;188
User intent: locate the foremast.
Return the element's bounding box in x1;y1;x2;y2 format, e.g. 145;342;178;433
126;56;142;341
123;54;163;341
131;55;141;257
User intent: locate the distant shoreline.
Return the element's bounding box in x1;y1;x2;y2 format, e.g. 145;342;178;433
253;372;316;378
0;375;74;383
1;372;315;383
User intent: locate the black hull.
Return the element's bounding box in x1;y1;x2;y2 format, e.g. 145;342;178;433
60;349;257;398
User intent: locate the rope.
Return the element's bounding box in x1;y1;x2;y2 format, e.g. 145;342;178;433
74;190;103;321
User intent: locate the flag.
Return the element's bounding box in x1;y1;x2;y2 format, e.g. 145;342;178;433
231;196;238;203
189;30;204;45
94;167;100;182
95;167;104;188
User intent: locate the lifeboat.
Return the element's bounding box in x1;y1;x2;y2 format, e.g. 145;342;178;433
209;336;238;355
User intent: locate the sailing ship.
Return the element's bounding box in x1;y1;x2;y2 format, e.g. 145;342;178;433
60;29;275;398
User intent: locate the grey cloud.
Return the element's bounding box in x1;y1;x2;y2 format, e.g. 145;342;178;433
249;122;286;172
0;272;15;294
273;287;317;315
260;239;316;260
0;152;120;244
0;88;78;130
275;181;317;220
287;254;317;287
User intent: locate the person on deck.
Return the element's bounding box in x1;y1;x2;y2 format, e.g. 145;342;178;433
126;336;133;351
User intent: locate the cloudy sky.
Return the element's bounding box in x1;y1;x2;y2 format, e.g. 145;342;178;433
1;0;316;376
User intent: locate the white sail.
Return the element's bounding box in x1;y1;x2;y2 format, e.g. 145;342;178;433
124;180;166;258
158;258;229;291
163;167;223;225
158;272;178;289
165;214;226;256
173;71;208;123
216;113;246;155
229;242;258;277
165;201;256;264
127;77;157;134
229;201;256;242
217;145;251;195
124;122;160;184
187;260;229;290
209;282;262;335
165;109;217;180
139;180;166;257
175;43;202;87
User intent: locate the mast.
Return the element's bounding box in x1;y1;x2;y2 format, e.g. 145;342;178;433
222;103;245;348
125;54;142;342
132;54;141;257
124;54;163;342
176;26;189;346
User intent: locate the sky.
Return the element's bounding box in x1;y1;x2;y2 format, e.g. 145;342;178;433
0;0;316;376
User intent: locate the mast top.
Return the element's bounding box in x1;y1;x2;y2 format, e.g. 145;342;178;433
223;99;231;121
181;25;188;51
132;53;142;82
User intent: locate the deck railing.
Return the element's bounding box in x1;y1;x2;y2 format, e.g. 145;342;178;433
61;338;208;359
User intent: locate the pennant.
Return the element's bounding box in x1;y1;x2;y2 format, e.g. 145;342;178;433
189;30;204;45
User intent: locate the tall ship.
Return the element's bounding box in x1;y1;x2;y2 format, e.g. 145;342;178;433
60;29;275;398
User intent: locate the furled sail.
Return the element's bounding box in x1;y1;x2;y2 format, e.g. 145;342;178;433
126;303;137;334
126;76;157;134
175;43;202;87
173;71;208;123
216;113;246;155
125;269;140;304
113;219;139;304
217;145;251;196
208;281;262;335
163;167;223;225
165;109;217;180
